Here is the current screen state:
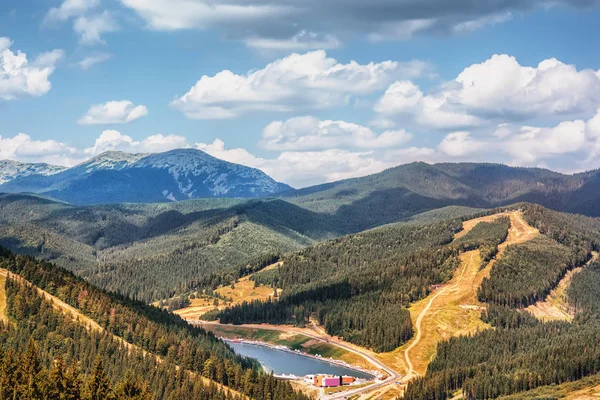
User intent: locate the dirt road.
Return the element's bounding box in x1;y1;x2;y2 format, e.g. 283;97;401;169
393;211;538;390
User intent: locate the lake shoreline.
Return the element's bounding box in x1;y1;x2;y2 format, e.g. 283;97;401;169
223;338;378;379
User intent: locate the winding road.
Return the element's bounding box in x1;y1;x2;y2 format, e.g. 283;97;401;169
190;211;539;400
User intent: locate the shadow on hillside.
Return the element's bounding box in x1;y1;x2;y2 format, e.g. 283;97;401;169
332;187;483;232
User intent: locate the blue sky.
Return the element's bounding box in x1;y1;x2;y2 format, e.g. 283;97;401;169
2;0;600;188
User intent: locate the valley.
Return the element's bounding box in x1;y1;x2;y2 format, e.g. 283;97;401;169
189;208;600;399
2;161;600;399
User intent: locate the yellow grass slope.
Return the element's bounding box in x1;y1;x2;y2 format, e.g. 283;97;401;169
376;211;538;385
175;262;282;321
0;273;6;324
175;278;276;320
527;251;599;322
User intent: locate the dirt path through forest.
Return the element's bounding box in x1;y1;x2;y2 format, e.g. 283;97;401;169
397;211;538;381
0;273;6;324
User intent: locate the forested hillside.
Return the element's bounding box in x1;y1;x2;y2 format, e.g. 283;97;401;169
0;193;478;303
403;204;600;399
285;162;600;231
216;212;511;352
0;247;310;400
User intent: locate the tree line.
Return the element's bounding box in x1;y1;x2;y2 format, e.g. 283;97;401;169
0;246;310;400
217;216;510;352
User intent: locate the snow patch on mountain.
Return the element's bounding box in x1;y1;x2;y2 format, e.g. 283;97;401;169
0;160;66;185
82;151;147;173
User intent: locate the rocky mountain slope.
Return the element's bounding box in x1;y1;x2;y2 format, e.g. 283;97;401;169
0;159;65;185
0;149;291;205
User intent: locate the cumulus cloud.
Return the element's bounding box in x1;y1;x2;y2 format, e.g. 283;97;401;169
196;139;392;188
0;133;79;166
438;132;486;157
84;130;188;156
0;38;64;100
437;111;598;167
71;53;113;70
375;54;600;129
171;50;431;119
5;110;600;188
118;0;599;49
78;100;148;125
244;31;341;50
261;116;412;151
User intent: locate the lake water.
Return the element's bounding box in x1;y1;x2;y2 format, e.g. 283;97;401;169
228;341;374;379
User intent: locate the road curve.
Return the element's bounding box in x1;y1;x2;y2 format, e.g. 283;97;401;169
402;251;474;382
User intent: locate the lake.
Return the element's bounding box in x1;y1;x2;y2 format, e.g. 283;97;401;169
227;341;374;379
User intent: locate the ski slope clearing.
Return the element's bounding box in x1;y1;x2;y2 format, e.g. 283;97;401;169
364;211;538;399
526;251;599;322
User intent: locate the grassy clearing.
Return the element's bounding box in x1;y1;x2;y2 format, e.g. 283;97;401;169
204;324;370;370
375;212;538;379
526;251;599;322
400;250;491;377
0;274;6;324
174;277;279;320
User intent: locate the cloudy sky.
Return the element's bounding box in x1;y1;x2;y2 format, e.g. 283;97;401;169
2;0;600;188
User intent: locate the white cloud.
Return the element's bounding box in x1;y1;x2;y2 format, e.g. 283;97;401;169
4;111;600;188
84;130;188;156
0;38;64;100
118;0;595;49
261;116;412;151
244;31;341;50
375;54;600;129
74;11;119;45
78;100;148;125
437;115;593;166
588;108;600;138
44;1;117;45
438;132;485;157
195;139;392;187
120;0;289;31
171;50;432;119
0;133;79;166
44;0;99;22
72;53;112;70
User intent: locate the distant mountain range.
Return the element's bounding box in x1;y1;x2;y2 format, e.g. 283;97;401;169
2;150;600;220
0;160;66;185
284;162;600;230
0;149;291;205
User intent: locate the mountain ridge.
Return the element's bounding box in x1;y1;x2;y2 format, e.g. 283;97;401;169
0;148;292;205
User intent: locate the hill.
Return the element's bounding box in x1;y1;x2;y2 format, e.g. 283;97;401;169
284;162;600;231
0;149;291;205
208;204;600;399
0;246;310;400
0;193;479;304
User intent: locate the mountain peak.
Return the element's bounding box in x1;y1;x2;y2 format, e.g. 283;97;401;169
0;148;291;205
0;159;66;185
